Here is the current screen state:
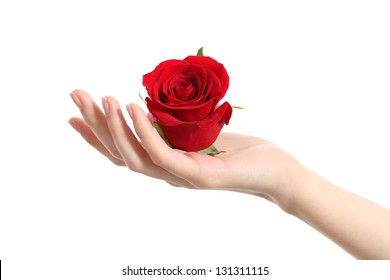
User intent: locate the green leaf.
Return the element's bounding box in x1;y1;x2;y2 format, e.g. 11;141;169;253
232;105;245;109
196;47;204;56
199;144;225;155
153;122;173;148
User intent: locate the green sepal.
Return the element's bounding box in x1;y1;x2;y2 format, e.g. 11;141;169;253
138;92;147;105
196;47;204;56
199;144;225;156
232;105;245;109
153;122;173;148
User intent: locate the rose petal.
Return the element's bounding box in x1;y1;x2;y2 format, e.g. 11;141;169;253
184;56;229;96
197;102;232;128
143;60;186;97
158;102;233;151
146;98;182;126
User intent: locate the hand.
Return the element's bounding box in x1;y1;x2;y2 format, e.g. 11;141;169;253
69;89;304;209
69;89;390;259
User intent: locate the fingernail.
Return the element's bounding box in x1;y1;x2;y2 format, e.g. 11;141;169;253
126;104;134;119
102;97;110;115
70;92;82;109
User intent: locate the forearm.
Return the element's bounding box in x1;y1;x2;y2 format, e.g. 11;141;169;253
285;168;390;259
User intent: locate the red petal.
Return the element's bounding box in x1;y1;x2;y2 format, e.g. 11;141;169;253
156;102;233;151
184;56;229;96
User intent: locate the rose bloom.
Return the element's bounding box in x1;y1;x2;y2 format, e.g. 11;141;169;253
143;55;232;152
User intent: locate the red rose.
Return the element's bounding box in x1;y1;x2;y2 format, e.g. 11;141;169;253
143;55;232;152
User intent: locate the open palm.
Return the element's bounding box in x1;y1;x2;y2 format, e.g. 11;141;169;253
69;90;302;202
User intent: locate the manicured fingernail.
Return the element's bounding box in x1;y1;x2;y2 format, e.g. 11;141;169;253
70;92;81;109
126;104;134;119
102;97;110;115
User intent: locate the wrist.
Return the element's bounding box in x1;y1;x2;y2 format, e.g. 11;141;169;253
270;162;311;215
280;167;329;217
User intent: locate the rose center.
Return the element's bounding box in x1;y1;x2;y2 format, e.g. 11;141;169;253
174;81;195;101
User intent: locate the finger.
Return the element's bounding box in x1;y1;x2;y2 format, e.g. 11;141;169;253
103;97;192;187
101;96;145;170
127;103;200;182
146;112;155;126
68;117;125;166
70;89;122;160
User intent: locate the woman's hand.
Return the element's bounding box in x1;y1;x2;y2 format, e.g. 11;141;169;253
69;89;390;259
69;89;303;209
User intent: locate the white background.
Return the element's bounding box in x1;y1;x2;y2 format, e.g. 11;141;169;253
1;0;390;279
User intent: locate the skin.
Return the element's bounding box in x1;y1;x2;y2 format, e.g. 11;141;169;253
69;89;390;259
